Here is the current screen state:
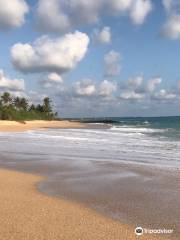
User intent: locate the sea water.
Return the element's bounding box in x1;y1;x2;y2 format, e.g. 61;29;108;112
0;116;180;168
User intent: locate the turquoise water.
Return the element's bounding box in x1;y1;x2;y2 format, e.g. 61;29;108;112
80;116;180;141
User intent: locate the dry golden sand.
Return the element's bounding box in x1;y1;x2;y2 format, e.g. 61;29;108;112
0;120;86;132
0;169;165;240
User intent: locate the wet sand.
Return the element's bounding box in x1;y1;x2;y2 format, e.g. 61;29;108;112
0;168;163;240
0;120;86;132
0;156;178;240
39;162;179;240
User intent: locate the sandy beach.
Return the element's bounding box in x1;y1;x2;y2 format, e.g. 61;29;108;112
0;168;163;240
0;120;86;132
0;121;175;240
0;0;178;239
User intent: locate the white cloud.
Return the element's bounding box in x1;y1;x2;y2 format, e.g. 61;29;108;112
52;75;179;115
147;77;162;92
35;0;71;33
0;69;25;91
41;72;63;88
99;80;117;97
94;26;111;44
107;0;133;13
118;75;177;102
119;75;164;101
48;73;63;83
35;0;152;33
130;0;152;25
54;78;118;117
104;50;121;77
70;75;165;103
0;0;29;30
152;89;177;101
120;90;144;100
161;0;180;39
128;76;143;89
73;79;117;98
75;79;96;97
11;31;89;73
35;0;103;33
162;14;180;39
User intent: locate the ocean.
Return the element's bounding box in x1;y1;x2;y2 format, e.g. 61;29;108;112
80;115;180;141
0;116;179;239
1;116;180;168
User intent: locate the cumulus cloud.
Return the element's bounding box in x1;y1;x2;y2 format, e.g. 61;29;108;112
11;31;89;74
120;90;144;100
69;75;165;103
146;77;162;92
118;75;164;101
161;0;180;39
0;69;25;92
130;0;152;25
68;75;176;104
104;50;121;77
47;73;63;83
162;14;180;39
35;0;153;33
40;72;63;88
93;26;111;44
99;80;117;97
35;0;71;33
123;76;162;94
0;0;29;30
107;0;132;13
127;76;143;90
51;75;179;116
152;89;177;101
73;78;118;98
74;79;96;97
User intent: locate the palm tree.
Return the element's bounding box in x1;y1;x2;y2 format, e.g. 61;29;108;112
0;91;57;120
1;92;12;106
43;97;52;115
29;104;36;111
19;97;28;111
36;104;44;112
13;97;21;110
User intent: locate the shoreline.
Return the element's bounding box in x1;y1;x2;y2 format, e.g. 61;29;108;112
0;167;163;240
0;120;87;132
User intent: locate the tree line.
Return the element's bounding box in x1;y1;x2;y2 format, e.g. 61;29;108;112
0;92;57;120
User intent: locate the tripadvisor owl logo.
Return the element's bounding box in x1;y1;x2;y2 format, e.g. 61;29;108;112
135;227;144;236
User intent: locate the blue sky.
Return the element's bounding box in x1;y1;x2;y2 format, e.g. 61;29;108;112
0;0;180;117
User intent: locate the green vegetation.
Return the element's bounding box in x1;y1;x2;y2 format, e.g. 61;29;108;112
0;92;57;121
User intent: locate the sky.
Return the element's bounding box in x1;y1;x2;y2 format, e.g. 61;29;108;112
0;0;180;117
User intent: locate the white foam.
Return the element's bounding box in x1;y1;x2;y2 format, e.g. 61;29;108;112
110;126;165;133
0;125;179;168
